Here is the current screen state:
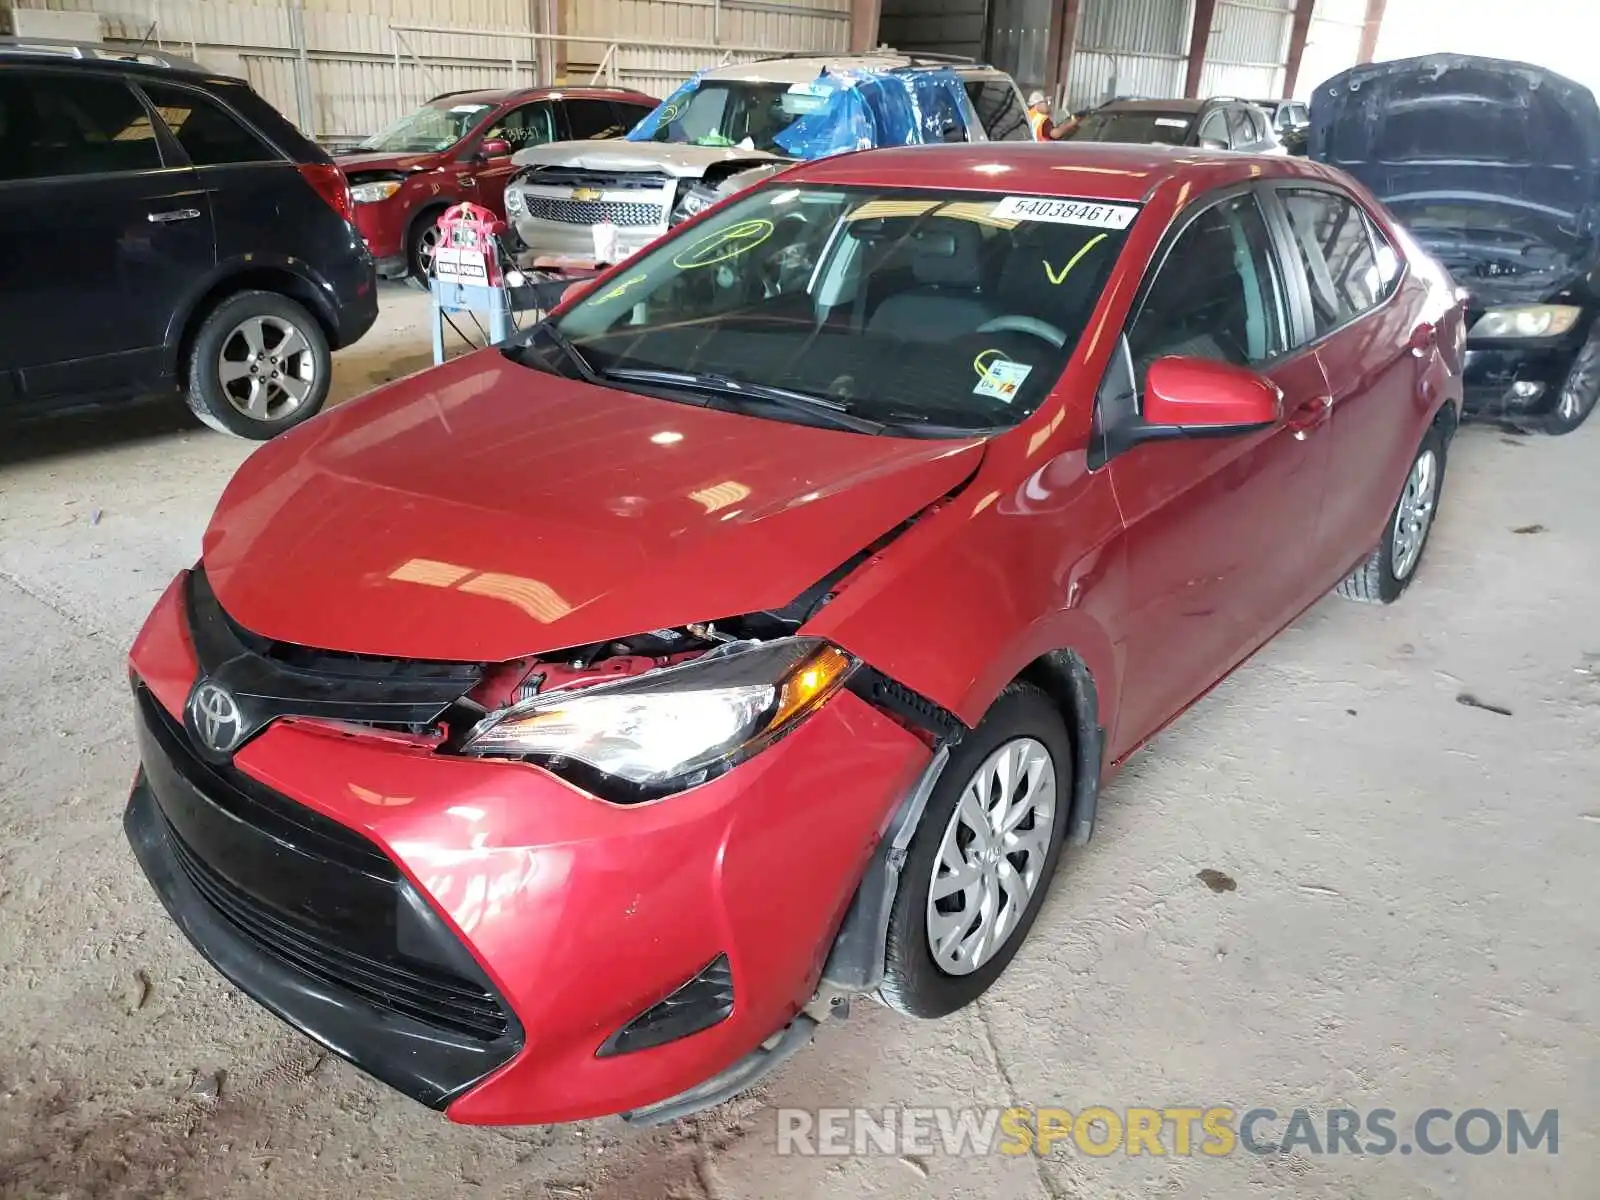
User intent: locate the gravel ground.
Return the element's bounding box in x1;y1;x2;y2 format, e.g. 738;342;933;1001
1;283;1594;1198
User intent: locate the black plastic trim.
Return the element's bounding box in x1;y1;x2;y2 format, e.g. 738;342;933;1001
847;667;966;747
597;954;735;1057
125;687;524;1109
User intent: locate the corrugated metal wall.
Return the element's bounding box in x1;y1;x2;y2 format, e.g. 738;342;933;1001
878;0;986;63
1197;0;1290;98
13;0;847;138
1295;0;1364;98
566;0;849;99
985;0;1049;95
1066;0;1188;108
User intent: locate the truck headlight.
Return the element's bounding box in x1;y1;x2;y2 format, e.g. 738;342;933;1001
349;179;402;204
459;638;855;796
1469;305;1582;339
505;184;527;217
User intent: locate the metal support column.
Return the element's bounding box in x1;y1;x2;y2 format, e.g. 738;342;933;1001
1282;0;1318;96
1357;0;1386;63
1184;0;1219;99
1044;0;1082;108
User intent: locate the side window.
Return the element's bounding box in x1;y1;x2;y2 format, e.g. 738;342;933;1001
1291;103;1308;126
1225;106;1254;148
0;73;162;181
964;81;1031;142
483;102;554;151
141;82;276;166
1250;109;1270;142
1279;188;1388;336
1127;192;1288;392
1197;110;1228;147
564;98;626;140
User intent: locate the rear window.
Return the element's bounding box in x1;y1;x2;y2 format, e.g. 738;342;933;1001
1070;110;1193;146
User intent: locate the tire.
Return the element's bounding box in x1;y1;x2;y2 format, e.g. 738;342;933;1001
1335;424;1447;604
405;207;446;288
879;682;1071;1018
1539;328;1600;435
184;291;331;440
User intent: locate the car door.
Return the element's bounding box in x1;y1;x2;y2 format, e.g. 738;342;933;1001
471;100;556;215
1100;188;1332;756
1269;184;1417;572
137;80;300;274
0;67;213;406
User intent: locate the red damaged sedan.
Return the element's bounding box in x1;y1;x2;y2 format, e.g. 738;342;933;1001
125;142;1463;1126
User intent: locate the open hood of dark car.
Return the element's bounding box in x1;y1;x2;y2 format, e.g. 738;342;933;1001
1308;55;1600;221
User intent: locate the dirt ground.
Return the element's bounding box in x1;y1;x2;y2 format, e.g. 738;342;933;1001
1;282;1594;1198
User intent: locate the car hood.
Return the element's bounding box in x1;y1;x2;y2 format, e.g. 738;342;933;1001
202;352;984;662
509;139;784;178
333;149;442;175
1309;55;1600;219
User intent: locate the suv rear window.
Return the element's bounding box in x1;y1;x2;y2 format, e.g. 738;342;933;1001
1071;110;1193;146
142;81;277;166
0;72;162;180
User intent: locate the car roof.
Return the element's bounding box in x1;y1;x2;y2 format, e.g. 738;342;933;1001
783;140;1344;203
425;84;655;107
700;51;1005;85
0;37;218;79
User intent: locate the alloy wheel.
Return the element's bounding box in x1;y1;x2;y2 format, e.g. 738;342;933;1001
1391;447;1438;580
216;315;318;422
926;737;1057;976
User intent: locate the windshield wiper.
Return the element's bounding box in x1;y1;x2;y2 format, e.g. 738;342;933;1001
528;321;600;384
601;368;887;434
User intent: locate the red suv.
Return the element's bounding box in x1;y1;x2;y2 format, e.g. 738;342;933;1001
125;143;1463;1127
336;85;656;280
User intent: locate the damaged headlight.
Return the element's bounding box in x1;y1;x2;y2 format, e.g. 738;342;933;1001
671;180;721;225
459;638;855;794
1469;304;1582;339
504;183;527;218
350;179;402;204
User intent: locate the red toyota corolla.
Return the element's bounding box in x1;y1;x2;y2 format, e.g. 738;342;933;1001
125;142;1463;1127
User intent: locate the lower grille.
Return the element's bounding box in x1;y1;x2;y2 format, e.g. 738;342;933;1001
524;195;663;227
163;814;509;1041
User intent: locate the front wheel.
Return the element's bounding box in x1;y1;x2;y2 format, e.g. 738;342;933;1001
1541;328;1600;434
879;682;1070;1018
1335;424;1447;604
184;291;331;440
406;209;445;286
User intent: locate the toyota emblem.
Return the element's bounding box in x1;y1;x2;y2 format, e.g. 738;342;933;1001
188;680;245;754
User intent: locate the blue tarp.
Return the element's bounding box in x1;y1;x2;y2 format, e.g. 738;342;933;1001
624;66;971;161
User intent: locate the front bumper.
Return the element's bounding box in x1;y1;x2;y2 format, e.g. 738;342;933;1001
125;573;928;1124
1460;313;1597;420
352;201;405;263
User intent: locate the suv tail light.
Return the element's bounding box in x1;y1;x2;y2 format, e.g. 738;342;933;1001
298;163;355;224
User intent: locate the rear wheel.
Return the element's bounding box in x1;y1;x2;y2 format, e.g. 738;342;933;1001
184;291;330;440
879;683;1070;1018
1335;425;1446;604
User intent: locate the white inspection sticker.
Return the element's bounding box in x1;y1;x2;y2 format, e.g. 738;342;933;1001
1154;117;1191;128
974;356;1032;402
991;196;1139;229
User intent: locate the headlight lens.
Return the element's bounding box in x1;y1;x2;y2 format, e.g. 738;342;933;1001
1469;304;1582;339
671;181;721;225
459;638;855;794
350;180;402;204
505;184;527;217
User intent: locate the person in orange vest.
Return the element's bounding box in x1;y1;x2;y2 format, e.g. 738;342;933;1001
1027;91;1075;141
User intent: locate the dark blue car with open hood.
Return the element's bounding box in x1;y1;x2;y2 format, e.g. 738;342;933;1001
1310;54;1600;433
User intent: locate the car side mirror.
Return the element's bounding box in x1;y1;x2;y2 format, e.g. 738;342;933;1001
480;138;512;159
1144;356;1282;431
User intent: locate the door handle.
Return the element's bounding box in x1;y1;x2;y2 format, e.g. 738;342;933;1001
1287;394;1332;440
148;208;202;223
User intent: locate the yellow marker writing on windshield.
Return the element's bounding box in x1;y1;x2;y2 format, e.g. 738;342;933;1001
974;348;1014;388
599;273;648;302
671;219;775;270
1043;233;1108;285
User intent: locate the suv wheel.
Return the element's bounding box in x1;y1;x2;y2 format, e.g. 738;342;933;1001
879;683;1070;1018
185;291;331;440
407;209;445;286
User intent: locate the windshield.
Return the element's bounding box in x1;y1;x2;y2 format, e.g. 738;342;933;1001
1069;111;1193;146
524;184;1136;436
360;102;490;153
635;82;805;154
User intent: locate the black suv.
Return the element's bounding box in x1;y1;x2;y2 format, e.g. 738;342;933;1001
0;40;377;439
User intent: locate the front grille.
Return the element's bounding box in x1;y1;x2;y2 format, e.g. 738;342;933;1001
525;168;671;191
524;195;663;227
163;814;509;1041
